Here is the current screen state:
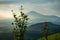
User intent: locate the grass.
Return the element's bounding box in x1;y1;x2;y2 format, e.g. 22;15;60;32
38;33;60;40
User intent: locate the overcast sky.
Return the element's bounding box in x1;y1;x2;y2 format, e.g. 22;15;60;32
0;0;60;20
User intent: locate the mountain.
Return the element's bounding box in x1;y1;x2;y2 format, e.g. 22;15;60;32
0;19;13;32
0;22;60;40
28;11;45;17
28;22;60;33
0;11;60;33
0;11;60;40
25;22;60;40
27;11;60;25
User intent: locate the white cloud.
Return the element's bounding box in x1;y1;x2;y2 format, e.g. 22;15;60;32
29;2;60;17
0;0;6;1
0;10;13;20
0;1;60;20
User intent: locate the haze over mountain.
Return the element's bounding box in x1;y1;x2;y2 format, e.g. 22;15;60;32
0;11;60;33
25;22;60;40
0;19;13;33
0;0;60;40
28;22;60;33
0;22;60;40
28;11;60;25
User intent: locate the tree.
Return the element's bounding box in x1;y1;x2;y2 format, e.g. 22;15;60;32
42;22;49;40
11;5;29;40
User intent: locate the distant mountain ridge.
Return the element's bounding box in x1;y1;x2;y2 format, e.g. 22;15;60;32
0;22;60;40
28;11;45;17
0;11;60;40
27;11;60;25
25;22;60;40
28;22;60;33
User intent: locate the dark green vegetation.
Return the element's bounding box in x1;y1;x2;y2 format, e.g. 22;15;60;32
0;22;60;40
41;22;49;40
38;33;60;40
0;8;60;40
28;22;60;40
11;5;29;40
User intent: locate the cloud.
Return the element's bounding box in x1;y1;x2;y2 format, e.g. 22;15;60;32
0;0;60;4
0;10;13;20
0;0;60;20
29;2;60;16
0;0;60;33
0;0;14;4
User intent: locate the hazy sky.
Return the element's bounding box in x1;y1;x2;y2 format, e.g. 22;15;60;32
0;0;60;33
0;0;60;20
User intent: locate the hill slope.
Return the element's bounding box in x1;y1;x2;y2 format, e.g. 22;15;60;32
38;33;60;40
28;22;60;34
28;11;60;25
